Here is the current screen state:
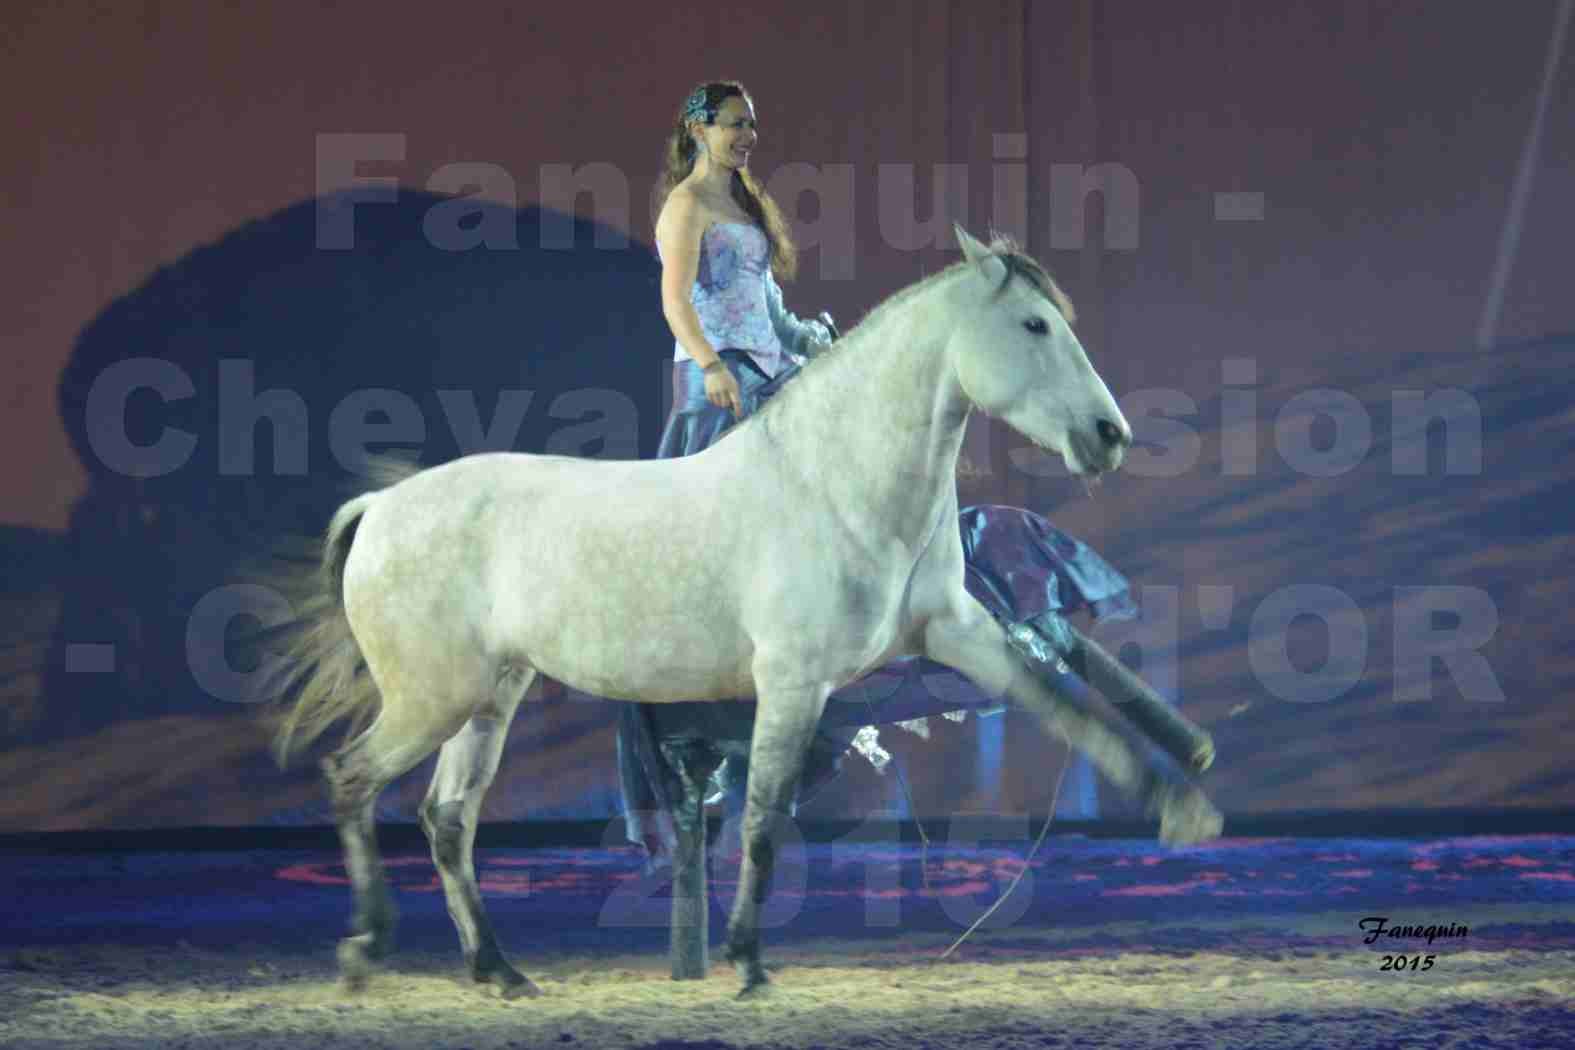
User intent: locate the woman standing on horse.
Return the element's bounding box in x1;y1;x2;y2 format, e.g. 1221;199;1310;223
619;79;1215;877
618;79;837;862
652;79;831;454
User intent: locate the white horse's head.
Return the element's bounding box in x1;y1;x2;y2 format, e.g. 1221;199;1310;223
947;225;1131;476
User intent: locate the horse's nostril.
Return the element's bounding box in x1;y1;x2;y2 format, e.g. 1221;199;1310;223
1096;418;1128;449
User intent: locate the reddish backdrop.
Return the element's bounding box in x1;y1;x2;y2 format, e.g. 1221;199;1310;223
3;0;1571;830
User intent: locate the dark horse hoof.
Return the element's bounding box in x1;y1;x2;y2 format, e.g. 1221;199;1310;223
735;973;773;1000
725;937;769;997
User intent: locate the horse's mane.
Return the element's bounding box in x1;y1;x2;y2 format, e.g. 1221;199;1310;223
992;239;1075;323
727;236;1075;440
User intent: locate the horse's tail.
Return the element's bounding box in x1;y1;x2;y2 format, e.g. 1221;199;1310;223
267;458;420;768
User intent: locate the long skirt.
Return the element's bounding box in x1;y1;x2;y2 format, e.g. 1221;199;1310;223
616;350;1134;859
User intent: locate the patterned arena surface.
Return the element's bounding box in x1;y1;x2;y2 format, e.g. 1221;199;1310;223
4;833;1573;1049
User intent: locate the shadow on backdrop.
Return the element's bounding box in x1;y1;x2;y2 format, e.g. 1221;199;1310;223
3;188;1574;832
5;192;669;827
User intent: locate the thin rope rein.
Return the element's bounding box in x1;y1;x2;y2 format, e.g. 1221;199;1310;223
938;740;1071;961
856;686;1073;914
857;688;937;894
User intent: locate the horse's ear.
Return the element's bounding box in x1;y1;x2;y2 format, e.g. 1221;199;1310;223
954;223;1006;287
954;223;990;263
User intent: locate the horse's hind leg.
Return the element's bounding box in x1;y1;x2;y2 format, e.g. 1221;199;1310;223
723;677;831;997
419;677;538;1000
323;713;456;991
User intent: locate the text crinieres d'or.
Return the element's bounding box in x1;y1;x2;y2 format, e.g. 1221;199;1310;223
1358;916;1469;945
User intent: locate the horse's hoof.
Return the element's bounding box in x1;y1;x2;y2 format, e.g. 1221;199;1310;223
1156;784;1224;845
735;973;772;1000
475;964;541;1000
336;937;376;993
495;973;543;1000
729;951;770;996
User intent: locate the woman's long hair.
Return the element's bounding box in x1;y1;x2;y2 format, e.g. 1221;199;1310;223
655;80;798;281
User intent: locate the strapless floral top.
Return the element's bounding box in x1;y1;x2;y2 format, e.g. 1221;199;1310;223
669;222;784;376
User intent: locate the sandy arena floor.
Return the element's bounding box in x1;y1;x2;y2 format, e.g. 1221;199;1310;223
4;835;1573;1048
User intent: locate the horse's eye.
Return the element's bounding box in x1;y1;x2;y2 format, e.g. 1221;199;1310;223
1024;317;1049;335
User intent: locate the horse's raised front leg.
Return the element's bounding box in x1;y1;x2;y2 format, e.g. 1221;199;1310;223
419;686;541;1000
924;603;1222;844
723;677;831;997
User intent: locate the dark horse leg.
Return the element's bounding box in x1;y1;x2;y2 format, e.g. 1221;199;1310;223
723;678;831;997
926;602;1223;844
660;737;724;980
418;689;540;999
322;715;456;992
1008;614;1216;774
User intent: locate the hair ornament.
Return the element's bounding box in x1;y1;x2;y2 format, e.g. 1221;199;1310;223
682;86;712;126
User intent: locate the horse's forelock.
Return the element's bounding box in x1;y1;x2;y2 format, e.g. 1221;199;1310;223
985;238;1076;325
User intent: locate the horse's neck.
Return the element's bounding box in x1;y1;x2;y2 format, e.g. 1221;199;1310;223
760;284;971;546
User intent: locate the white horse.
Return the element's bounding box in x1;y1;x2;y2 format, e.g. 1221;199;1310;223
269;225;1222;999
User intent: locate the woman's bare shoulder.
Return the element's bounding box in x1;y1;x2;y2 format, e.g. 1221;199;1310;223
658;184;709;236
665;179;745;228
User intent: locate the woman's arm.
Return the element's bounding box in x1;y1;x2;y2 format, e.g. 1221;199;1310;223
765;270;832;359
656;191;724;370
